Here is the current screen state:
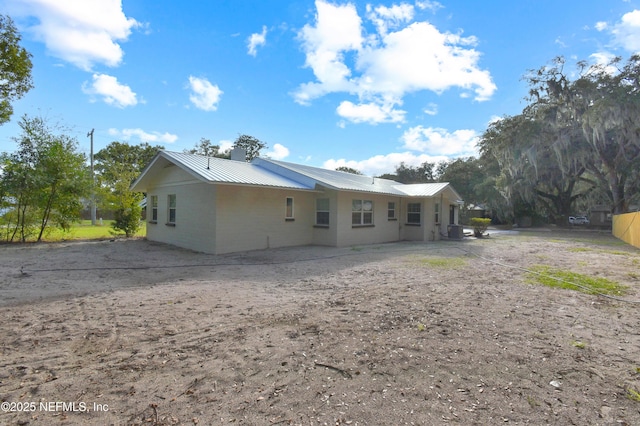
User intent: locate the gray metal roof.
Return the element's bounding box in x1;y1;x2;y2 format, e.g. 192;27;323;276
132;151;463;202
256;158;462;199
255;158;406;195
393;182;451;197
131;151;314;191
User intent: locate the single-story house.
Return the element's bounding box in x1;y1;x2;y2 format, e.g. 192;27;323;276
131;150;464;254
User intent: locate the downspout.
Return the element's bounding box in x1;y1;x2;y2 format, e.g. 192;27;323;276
398;196;402;241
438;193;444;239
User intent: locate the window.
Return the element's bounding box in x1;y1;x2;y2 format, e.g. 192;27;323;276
352;199;373;225
407;202;421;224
388;202;396;220
434;202;440;224
167;194;176;225
285;197;294;220
316;198;329;226
150;195;158;222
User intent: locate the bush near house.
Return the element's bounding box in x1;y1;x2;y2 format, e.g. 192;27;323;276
470;217;491;237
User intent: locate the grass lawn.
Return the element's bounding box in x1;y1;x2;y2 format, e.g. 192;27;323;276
42;220;146;242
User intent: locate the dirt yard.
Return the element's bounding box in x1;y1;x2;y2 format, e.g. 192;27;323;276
1;229;639;425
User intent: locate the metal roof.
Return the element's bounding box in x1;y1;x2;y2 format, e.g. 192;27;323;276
131;151;314;191
132;151;463;202
255;158;406;195
393;182;451;197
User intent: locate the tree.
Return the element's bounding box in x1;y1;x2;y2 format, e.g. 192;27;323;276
0;15;33;126
436;157;489;222
94;141;161;185
233;134;267;161
525;56;640;215
386;162;436;184
94;141;163;236
478;112;595;224
184;137;230;158
335;166;362;175
0;115;89;241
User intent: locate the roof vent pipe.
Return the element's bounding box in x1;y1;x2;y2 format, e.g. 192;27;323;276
230;147;247;162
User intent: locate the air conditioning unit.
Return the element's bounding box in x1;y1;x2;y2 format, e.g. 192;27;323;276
447;224;464;239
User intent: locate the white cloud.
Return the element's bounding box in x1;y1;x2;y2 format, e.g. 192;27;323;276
294;0;496;124
219;140;234;152
9;0;141;70
366;3;414;36
324;151;449;177
247;26;267;56
82;73;139;108
294;0;363;105
266;143;290;160
108;128;178;144
188;76;223;111
423;103;438;116
401;126;479;156
610;9;640;52
595;21;608;31
415;1;444;12
336;100;406;124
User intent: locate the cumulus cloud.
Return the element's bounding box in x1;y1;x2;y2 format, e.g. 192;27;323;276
82;73;139;108
366;3;414;36
188;76;223;111
401;126;480;157
294;0;496;124
247;26;267;56
415;1;444;12
323;151;449;177
266;143;290;160
8;0;141;70
108;128;178;144
336;100;406;124
610;9;640;52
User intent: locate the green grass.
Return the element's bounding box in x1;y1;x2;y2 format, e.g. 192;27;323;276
569;247;636;256
414;256;467;269
527;265;627;296
42;220;146;242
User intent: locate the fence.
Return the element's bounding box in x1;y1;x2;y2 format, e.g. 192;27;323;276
612;212;640;249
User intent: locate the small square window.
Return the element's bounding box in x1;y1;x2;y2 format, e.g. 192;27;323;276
352;199;373;225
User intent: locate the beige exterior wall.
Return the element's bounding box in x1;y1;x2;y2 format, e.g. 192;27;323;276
311;189;338;247
399;196;460;242
333;191;402;247
145;165;217;253
214;185;316;254
142;163;463;253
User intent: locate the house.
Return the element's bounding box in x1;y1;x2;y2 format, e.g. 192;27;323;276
130;150;464;254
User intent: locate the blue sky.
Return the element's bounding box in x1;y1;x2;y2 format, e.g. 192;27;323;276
1;0;640;176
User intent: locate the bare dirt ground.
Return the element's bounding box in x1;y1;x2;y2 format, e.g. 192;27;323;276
1;229;640;425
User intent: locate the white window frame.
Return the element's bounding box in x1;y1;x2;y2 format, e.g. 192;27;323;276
388;201;396;220
167;194;176;225
407;202;421;225
150;195;158;222
316;198;330;226
285;197;294;220
352;199;374;226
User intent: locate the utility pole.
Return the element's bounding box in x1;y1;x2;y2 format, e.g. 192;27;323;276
87;129;96;226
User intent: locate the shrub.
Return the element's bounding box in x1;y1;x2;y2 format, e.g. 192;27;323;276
470;217;491;237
